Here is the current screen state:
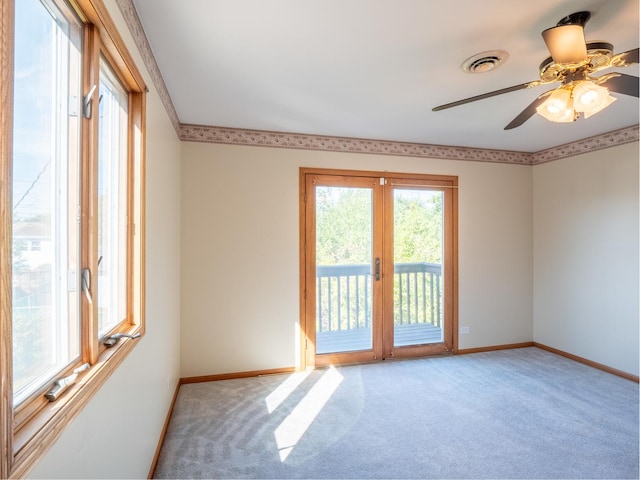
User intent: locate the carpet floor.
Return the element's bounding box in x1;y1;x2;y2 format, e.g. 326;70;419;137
153;347;639;479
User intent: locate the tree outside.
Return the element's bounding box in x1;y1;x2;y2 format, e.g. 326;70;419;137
315;186;443;333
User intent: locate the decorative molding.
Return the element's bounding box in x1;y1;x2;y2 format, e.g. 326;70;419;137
179;124;534;164
117;0;639;166
531;125;639;165
115;0;181;134
180;123;639;165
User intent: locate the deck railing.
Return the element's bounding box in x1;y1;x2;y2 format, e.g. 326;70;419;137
316;262;442;333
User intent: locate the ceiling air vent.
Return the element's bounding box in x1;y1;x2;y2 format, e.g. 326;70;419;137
461;50;509;73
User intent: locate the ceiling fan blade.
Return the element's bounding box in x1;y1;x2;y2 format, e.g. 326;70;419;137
432;81;540;111
601;73;639;97
504;93;552;130
612;47;639;67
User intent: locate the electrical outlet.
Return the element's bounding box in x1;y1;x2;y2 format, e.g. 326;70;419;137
459;326;470;335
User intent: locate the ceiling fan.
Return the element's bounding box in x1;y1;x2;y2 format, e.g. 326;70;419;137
432;11;639;130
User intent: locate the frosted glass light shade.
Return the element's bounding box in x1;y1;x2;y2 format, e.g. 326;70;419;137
542;24;587;64
536;88;575;122
573;81;617;118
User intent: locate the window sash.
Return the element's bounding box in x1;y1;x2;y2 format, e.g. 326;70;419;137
97;56;129;337
11;0;83;407
1;0;147;476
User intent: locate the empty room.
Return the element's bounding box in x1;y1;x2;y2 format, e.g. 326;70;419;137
1;0;638;478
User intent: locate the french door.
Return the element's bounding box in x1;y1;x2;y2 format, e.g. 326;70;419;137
300;168;458;367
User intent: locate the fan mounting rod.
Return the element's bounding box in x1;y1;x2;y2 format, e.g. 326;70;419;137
557;11;591;27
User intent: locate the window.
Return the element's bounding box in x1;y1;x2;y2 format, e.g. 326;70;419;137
12;0;83;408
0;0;146;477
97;57;129;336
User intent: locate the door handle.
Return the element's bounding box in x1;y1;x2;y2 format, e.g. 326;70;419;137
374;258;381;281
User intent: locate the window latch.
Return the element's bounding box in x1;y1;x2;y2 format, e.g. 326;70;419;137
83;84;97;119
44;363;90;402
104;332;141;348
81;268;92;304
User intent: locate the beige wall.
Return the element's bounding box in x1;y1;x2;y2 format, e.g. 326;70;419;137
20;1;638;476
27;0;182;477
533;142;639;376
180;142;534;377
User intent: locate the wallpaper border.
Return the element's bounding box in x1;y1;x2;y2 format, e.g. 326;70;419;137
531;125;639;164
115;0;181;132
117;0;639;166
178;124;535;164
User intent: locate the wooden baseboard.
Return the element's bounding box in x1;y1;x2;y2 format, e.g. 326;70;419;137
180;366;296;385
146;343;635;478
147;381;181;479
456;341;534;355
533;342;639;383
147;367;295;478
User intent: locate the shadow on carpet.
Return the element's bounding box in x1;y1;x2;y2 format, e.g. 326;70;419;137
154;347;639;479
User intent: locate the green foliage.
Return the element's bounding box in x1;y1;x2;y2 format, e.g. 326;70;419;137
316;187;372;265
314;186;444;334
315;186;442;265
393;191;442;264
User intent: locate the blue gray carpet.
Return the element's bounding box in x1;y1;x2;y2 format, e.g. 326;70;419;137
154;347;639;479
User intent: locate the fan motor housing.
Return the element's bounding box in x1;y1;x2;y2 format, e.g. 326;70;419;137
539;41;614;82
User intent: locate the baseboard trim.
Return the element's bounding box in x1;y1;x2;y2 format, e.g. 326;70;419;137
180;366;296;385
175;342;639;385
145;342;636;478
533;342;639;383
147;381;181;479
456;341;534;355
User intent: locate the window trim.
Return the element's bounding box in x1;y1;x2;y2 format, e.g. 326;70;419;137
0;0;147;477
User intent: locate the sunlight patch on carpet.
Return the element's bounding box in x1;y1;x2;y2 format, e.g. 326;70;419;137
273;365;344;461
265;370;312;413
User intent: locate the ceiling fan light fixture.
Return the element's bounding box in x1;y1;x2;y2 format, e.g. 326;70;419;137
433;8;638;130
536;87;575;122
542;24;588;64
573;80;617;117
583;93;616;118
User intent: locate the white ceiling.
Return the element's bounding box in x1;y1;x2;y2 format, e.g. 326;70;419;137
130;0;639;152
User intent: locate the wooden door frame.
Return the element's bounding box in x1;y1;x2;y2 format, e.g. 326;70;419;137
381;177;458;360
299;167;458;370
301;171;384;368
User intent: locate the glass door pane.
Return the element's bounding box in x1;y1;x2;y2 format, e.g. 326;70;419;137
392;188;444;347
315;186;373;354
